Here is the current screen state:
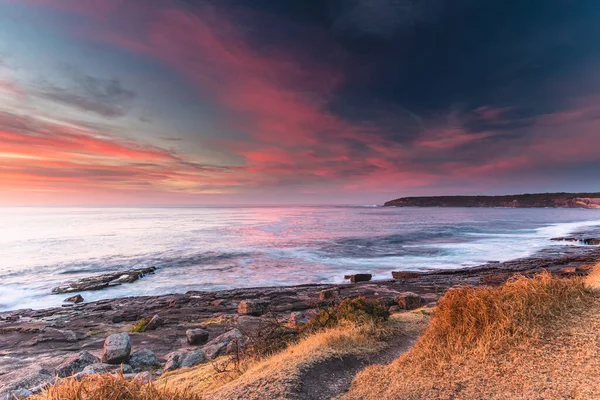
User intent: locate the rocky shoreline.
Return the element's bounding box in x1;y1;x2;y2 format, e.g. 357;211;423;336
1;238;600;398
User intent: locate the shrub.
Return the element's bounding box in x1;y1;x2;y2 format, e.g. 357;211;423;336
304;297;390;333
131;317;151;333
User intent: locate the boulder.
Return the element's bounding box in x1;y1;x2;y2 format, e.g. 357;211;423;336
64;294;84;304
186;328;210;345
144;314;163;331
345;274;372;283
82;363;133;375
583;238;600;245
101;333;131;364
201;329;244;359
395;292;423;310
56;350;100;377
238;300;270;316
319;288;339;301
287;311;309;330
392;271;422;280
163;350;207;371
129;349;159;371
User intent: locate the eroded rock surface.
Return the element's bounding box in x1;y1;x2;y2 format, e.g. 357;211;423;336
52;267;157;294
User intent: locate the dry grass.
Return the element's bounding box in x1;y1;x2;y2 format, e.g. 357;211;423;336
343;267;600;400
28;373;200;400
160;322;391;399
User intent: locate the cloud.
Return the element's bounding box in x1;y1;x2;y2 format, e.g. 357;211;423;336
37;69;136;118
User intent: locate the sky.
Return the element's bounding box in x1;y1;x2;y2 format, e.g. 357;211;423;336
0;0;599;206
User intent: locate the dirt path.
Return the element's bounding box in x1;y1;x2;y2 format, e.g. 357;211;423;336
293;314;426;400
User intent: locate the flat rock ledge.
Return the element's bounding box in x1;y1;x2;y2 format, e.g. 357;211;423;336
52;267;157;294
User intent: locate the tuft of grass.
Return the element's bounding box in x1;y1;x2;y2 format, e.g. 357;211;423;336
303;297;390;333
29;372;200;400
409;271;594;364
585;263;600;289
131;317;151;333
343;268;599;400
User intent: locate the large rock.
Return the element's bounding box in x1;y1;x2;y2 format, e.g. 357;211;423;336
238;300;270;316
319;288;339;301
345;274;372;283
186;328;209;345
144;314;163;331
583;238;600;245
129;349;159;371
395;292;423;310
56;350;100;377
392;271;422;279
101;333;131;364
82;363;133;375
163;350;207;372
201;329;245;359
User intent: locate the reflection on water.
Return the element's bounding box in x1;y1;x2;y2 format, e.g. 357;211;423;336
0;206;599;311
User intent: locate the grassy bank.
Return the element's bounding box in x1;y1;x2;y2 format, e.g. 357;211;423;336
30;265;600;400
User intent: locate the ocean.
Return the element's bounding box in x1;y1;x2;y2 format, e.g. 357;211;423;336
1;206;599;311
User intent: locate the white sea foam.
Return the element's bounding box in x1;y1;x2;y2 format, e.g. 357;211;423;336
0;206;599;311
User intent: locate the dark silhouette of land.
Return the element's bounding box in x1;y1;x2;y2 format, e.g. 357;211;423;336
384;192;600;208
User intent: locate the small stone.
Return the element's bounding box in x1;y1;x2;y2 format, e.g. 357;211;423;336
392;271;422;279
238;300;270;316
56;350;100;377
319;288;339;301
64;294;84;303
144;314;163;331
395;292;423;310
83;363;132;375
577;264;594;272
186;328;210;345
101;333;131;364
345;274;372;283
287;311;309;330
129;349;159;370
133;371;152;384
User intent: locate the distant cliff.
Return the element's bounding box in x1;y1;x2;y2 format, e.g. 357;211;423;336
383;193;600;208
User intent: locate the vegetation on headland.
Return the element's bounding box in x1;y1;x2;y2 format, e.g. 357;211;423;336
30;264;600;400
384;192;600;208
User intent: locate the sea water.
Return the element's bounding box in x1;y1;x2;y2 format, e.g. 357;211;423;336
1;206;599;311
